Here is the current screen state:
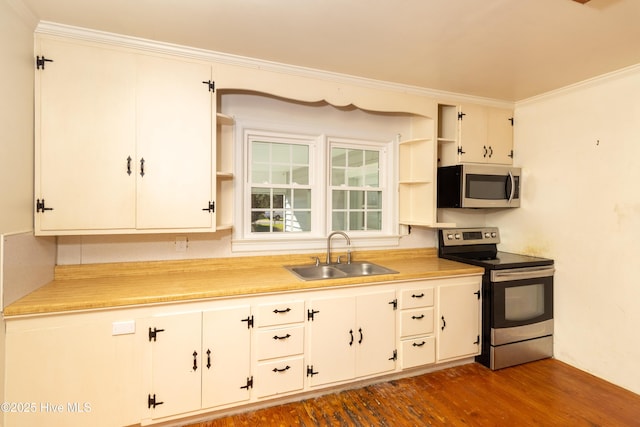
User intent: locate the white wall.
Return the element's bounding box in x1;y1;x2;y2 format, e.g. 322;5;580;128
490;65;640;394
0;0;36;235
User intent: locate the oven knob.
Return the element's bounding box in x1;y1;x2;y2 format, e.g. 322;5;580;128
484;232;491;238
447;234;454;240
491;232;497;238
455;233;461;239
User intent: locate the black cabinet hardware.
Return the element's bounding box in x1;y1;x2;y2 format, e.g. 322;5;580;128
273;333;291;340
140;158;145;177
358;328;363;344
148;327;165;341
272;365;290;373
202;201;215;212
412;341;426;347
349;329;354;346
441;316;446;331
206;349;211;369
240;376;253;390
412;293;424;298
147;394;163;409
411;314;425;320
306;365;318;377
126;156;132;175
307;309;319;321
36;56;53;69
273;308;291;314
192;351;198;371
35;199;53;213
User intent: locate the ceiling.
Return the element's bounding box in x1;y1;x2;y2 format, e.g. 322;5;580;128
19;0;640;101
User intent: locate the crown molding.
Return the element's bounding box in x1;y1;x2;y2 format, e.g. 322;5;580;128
35;21;513;109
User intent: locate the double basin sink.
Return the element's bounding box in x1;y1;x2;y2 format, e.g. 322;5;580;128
286;261;398;281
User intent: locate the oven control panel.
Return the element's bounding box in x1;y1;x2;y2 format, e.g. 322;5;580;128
440;227;500;246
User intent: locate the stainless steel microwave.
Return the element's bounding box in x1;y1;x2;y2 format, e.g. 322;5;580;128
437;164;521;208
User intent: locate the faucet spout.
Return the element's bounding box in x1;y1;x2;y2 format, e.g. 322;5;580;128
326;231;351;265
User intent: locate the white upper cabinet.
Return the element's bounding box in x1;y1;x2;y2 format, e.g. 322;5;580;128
438;103;514;166
34;37;217;235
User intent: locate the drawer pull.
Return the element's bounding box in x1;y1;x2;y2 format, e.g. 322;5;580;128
273;333;291;340
411;314;425;320
272;365;291;373
412;293;425;298
412;341;426;347
273;308;292;314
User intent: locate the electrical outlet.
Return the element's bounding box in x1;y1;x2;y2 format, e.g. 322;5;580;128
175;236;188;252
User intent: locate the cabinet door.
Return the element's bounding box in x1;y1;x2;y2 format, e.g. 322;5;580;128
147;311;202;419
458;104;488;163
486;108;514;164
136;55;214;230
355;290;396;377
307;295;356;387
437;281;481;362
36;38;137;233
201;305;251;408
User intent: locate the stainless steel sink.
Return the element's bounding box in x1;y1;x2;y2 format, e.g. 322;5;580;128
286;261;398;281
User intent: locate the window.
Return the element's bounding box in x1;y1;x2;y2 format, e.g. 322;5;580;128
330;145;383;231
248;136;313;234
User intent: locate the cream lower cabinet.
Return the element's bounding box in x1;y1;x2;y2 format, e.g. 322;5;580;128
145;305;251;421
437;278;482;362
398;284;436;369
307;289;397;387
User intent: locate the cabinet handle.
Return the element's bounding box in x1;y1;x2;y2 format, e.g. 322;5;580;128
488;146;493;158
483;146;488;158
126;156;132;176
411;314;425;320
412;341;426;347
411;293;424;298
273;308;291;314
140;158;145;177
441;316;446;331
272;365;291;373
192;351;198;371
206;349;211;369
273;333;291;340
349;329;354;346
358;328;363;344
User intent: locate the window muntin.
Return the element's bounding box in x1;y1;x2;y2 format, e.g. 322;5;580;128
249;139;312;233
330;145;383;231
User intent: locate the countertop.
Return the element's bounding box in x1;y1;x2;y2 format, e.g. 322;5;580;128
3;248;483;317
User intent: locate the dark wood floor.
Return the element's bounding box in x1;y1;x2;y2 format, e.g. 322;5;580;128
185;359;640;426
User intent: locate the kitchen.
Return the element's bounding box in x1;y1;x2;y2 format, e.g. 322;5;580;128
2;0;640;426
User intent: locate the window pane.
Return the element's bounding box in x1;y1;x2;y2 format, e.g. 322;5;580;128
332;211;347;231
251;188;270;209
291;211;311;232
333;190;347;209
252;164;269;184
349;191;365;209
294;189;311;209
348;167;363;187
367;191;382;209
332;168;346;186
292;165;309;185
348;149;363;167
332;148;346;167
349;212;365;230
271;164;289;185
252;211;271;232
272;143;290;163
365;150;379;166
252;142;270;161
292;144;308;164
367;211;382;230
272;210;284;232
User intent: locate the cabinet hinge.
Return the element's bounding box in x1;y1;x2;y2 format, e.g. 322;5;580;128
457;146;466;155
458;111;466;120
508;149;514;159
389;299;398;310
306;365;319;377
147;394;164;409
36;56;53;70
241;315;254;329
202;80;215;92
389;349;398;361
307;309;320;321
509;117;514;126
474;290;481;300
148;327;165;342
240;376;254;390
474;335;480;345
35;199;53;213
202;201;215;213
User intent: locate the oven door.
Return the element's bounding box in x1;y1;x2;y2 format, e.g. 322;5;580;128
490;266;554;329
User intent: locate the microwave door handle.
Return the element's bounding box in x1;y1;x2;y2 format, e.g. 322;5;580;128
507;171;515;203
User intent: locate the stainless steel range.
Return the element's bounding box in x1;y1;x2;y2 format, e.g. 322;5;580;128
438;227;555;370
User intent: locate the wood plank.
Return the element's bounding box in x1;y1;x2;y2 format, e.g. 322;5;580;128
185;359;640;426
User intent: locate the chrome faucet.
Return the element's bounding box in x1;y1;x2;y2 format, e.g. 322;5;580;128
326;231;351;265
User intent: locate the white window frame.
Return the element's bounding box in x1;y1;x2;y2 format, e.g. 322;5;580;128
232;120;399;253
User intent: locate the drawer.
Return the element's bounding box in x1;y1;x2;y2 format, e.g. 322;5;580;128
400;307;434;338
399;287;434;309
401;336;435;369
255;325;304;360
255;300;305;327
255;356;304;398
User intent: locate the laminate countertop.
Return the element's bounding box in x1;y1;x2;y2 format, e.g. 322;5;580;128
3;248;483;317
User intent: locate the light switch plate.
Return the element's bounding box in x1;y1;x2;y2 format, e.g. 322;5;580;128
112;320;136;335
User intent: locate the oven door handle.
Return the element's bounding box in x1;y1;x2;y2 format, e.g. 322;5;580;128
491;266;555;282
